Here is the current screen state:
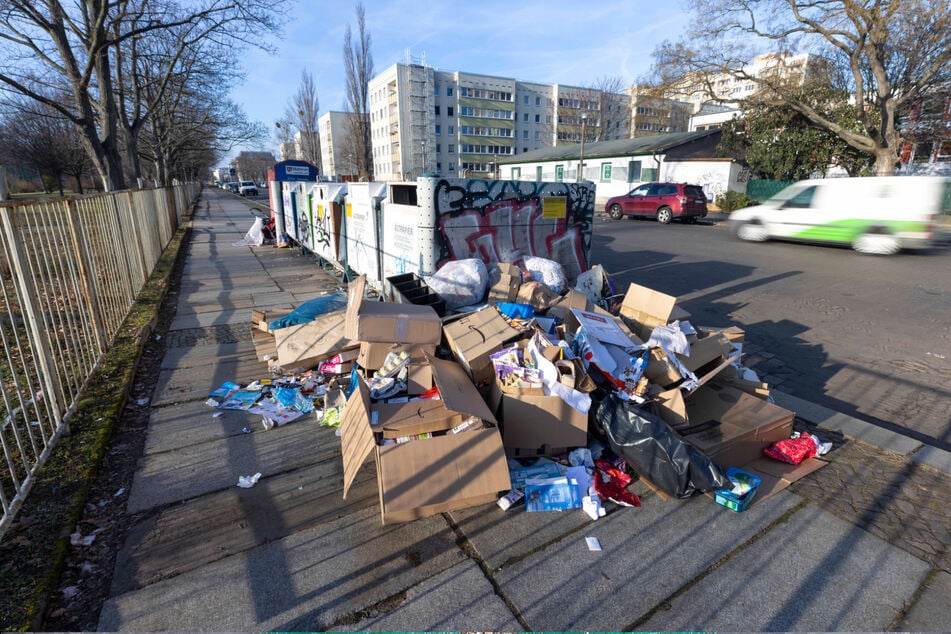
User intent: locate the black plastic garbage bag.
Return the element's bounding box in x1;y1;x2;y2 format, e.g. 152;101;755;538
596;394;729;499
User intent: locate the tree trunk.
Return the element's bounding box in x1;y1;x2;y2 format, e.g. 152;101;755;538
874;147;897;176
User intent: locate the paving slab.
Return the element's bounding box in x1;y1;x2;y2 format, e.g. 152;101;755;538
127;420;336;512
450;480;656;571
494;488;801;631
909;444;951;475
98;508;467;632
773;390;923;455
159;340;257;371
169;307;252;330
142;398;264;455
897;570;951;631
639;502;931;632
113;457;379;593
330;560;522;632
151;357;268;406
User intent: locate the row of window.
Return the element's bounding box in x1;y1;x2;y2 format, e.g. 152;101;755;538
460;125;512;137
459;106;514;120
459;144;513;155
434;124;455;135
459;87;512;101
434;105;454;116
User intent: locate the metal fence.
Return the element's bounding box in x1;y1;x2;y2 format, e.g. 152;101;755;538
0;183;199;537
745;179;797;202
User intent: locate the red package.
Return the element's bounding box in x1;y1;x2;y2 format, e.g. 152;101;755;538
763;436;817;465
594;458;641;507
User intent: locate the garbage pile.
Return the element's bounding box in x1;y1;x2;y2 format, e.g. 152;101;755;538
220;257;829;524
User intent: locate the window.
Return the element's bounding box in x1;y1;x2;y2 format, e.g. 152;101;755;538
436;144;441;152
627;160;642;182
448;106;454;116
781;186;818;209
512;167;521;178
448;144;455;153
523;113;529;122
435;124;441;134
536;96;541;106
434;85;439;96
555;165;564;181
535;114;540;123
523;130;528;139
523;147;527;152
437;162;442;170
449;164;455;170
447;87;453;96
435;105;440;115
534;131;540;140
523;95;529;104
536;166;542;181
448;125;454;134
601;163;612;182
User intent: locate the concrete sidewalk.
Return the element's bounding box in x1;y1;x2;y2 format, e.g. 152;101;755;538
98;189;951;632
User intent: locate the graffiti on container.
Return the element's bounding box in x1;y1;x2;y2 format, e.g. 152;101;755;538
431;179;594;281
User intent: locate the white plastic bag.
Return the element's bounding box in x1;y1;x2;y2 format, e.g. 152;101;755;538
232;217;264;247
425;259;488;309
523;256;567;294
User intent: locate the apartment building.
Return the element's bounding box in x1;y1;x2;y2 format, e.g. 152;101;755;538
318;111;360;181
368;61;629;179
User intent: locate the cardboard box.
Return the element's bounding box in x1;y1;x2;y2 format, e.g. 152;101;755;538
487;263;521;303
346;275;442;344
516;281;559;311
491;381;588;453
679;383;795;469
618;283;691;342
251;328;276;362
442;306;523;388
274;309;356;370
340;355;510;524
644;334;740;392
357;341;435;371
251;307;293;334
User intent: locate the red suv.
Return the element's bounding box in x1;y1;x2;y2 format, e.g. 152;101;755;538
605;182;708;224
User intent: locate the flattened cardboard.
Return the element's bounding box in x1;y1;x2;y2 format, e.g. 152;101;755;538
274;309;356;369
374;400;463;438
340;356;509;524
568;308;641;348
516;282;559;311
546;289;592;322
741;456;827;501
682;383;794;469
442;307;522;386
619;282;691;341
346;275;442;344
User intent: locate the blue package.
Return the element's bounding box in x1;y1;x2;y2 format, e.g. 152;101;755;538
496;302;534;319
525;477;583;512
268;291;348;330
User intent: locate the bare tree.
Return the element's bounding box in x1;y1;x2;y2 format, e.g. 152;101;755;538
651;0;951;176
589;76;631;141
343;3;374;180
282;70;321;170
0;0;285;191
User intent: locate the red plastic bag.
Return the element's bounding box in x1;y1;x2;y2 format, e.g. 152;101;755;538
594;458;641;507
763;436;817;465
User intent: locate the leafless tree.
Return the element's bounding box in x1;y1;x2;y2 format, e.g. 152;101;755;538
343;3;374;180
589;76;631;141
650;0;951;175
234;150;275;183
281;70;321;170
0;0;285;191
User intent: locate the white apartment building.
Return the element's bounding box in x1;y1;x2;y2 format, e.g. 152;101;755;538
369;61;629;180
318;111;359;181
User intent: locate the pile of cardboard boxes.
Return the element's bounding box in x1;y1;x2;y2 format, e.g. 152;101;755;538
250;266;826;524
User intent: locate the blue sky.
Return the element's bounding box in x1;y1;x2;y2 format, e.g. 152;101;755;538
227;0;690;161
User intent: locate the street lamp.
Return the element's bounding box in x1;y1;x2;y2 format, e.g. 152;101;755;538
577;112;588;182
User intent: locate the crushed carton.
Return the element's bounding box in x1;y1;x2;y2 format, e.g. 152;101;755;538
442;306;523;389
618;282;691;342
487;262;521;303
340;354;510;524
357;341;435;371
516;281;559;312
346;275;442;344
274;309;357;370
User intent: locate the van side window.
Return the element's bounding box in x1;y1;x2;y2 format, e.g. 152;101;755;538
781;186;818;209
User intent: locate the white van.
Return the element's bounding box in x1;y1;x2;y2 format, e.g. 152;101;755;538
729;176;951;254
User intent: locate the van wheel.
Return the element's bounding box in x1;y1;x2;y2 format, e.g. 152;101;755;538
608;204;624;220
656;207;673;224
736;220;768;242
853;231;900;255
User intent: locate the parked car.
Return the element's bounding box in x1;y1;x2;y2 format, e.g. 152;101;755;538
238;180;258;196
729;176;951;255
605;182;708;224
224;182;239;193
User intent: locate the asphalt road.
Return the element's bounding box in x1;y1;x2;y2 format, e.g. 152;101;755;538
591;213;951;450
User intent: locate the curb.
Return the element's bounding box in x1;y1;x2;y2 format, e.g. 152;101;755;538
773;390;951;476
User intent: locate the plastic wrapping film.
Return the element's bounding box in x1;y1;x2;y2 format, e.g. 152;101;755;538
595;394;729;499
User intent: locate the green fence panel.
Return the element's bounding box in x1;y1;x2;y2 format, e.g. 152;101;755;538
746;179;796;202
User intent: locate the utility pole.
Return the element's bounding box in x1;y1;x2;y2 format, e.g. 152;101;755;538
577;112;588;182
